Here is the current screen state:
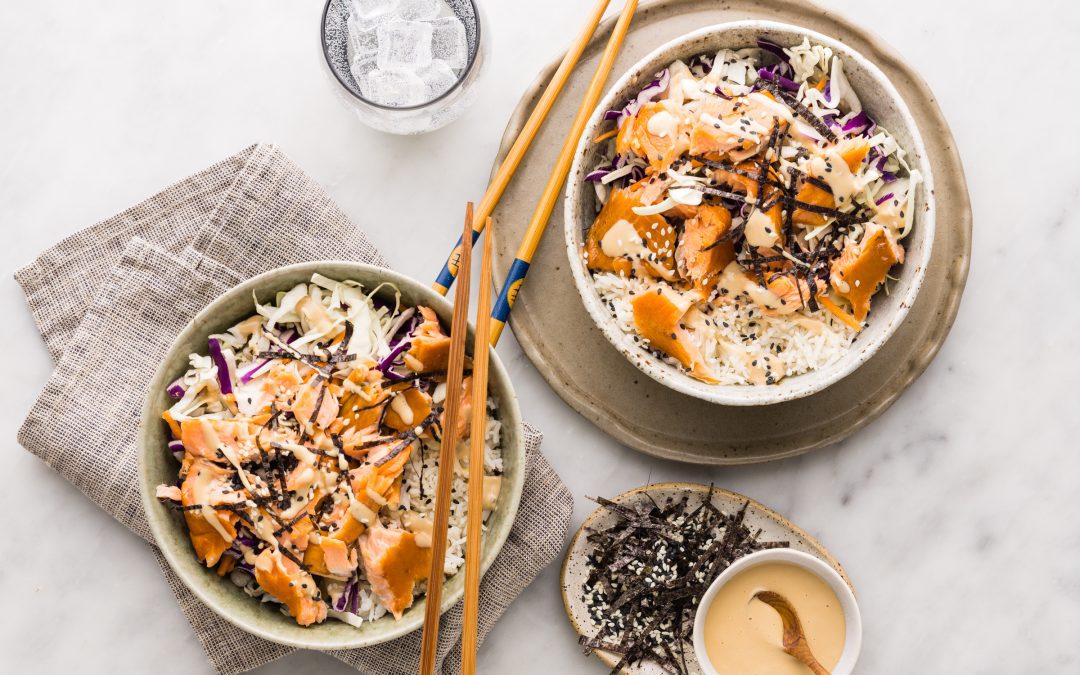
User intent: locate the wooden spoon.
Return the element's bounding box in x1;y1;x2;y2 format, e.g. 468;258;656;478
753;590;832;675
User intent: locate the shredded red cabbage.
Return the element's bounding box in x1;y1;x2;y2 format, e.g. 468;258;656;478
688;53;714;77
842;111;873;135
757;38;789;63
757;67;800;92
239;329;296;384
376;340;412;377
208;337;234;396
167;440;185;461
713;86;732;100
611;68;670;127
875;192;895;205
166;379;185;399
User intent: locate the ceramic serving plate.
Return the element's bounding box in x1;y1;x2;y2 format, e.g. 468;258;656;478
561;482;852;673
138;261;525;650
564;20;934;406
487;0;971;463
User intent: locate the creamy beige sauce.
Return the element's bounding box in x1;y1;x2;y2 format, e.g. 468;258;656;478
717;261;784;311
646;109;680;138
600;219;651;260
744;209;780;248
701;562;846;675
390;391;414;426
809;150;859;205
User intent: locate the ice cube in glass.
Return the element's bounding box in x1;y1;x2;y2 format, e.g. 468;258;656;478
376;20;433;71
366;68;427;107
429;16;468;70
396;0;439;21
349;0;400;28
346;15;377;60
350;52;378;95
416;59;458;100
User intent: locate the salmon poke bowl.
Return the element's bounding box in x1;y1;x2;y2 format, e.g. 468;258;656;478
565;21;934;406
138;261;525;649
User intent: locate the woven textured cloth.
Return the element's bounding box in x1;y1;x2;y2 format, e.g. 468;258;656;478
15;143;574;674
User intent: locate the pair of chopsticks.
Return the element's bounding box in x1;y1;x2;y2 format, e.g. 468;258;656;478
431;0;612;298
418;203;495;674
433;0;640;348
421;1;640;672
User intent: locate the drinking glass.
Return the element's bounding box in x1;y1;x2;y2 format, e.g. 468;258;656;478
320;0;487;135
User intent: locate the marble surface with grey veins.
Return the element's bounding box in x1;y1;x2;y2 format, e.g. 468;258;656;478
0;0;1076;673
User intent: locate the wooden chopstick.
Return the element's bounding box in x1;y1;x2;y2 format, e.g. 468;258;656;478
419;203;474;675
487;0;640;346
460;217;494;674
431;0;613;296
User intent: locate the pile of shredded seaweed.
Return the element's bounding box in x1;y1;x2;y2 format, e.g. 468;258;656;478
578;488;789;674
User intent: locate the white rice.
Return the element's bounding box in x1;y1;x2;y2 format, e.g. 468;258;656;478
592;271;855;385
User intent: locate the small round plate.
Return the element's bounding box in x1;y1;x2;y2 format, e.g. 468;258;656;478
560;482;851;673
488;0;971;463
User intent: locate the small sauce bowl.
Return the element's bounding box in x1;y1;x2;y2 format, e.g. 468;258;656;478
693;548;862;674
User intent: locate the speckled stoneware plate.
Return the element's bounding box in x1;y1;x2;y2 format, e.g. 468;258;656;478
561;482;852;674
488;0;971;463
137;261;525;650
564;20;934;407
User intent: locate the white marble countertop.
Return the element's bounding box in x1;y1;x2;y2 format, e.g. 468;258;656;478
1;0;1076;672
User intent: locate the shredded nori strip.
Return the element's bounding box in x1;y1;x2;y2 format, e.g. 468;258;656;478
576;487;789;675
759;79;837;142
307;377;328;428
371;414;439;466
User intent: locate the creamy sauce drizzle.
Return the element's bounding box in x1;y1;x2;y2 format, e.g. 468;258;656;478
600;219;651;260
701;562;846;674
646;110;680;138
809;150;859;204
744;209;780;248
390;392;414;426
717;261;784;310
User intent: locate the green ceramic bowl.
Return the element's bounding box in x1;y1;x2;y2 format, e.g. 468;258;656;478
138;261;525;650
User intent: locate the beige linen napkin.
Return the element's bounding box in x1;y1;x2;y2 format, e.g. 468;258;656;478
15;143;574;674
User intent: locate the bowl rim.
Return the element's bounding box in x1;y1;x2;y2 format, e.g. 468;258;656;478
137;260;525;650
691;548;863;675
563;19;936;406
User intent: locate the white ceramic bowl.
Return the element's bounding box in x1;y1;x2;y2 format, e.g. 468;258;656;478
564;20;935;406
692;548;862;675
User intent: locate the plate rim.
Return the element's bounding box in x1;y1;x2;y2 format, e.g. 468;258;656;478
490;0;972;464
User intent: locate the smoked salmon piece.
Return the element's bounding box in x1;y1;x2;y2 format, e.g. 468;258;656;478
254;548;327;626
383;387;433;432
690;94;788;162
180;418;261;464
336;370;388;434
585;186;676;279
675;204;734;294
711;162;784;241
304;535;357;579
292;377;339;431
631;287;716;383
404;307;450;373
761;273;827;316
616;101;688;170
180;458;244;566
440;376;474;442
349;439;414;513
358;527;431;620
830;223;904;321
792;139;871;227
